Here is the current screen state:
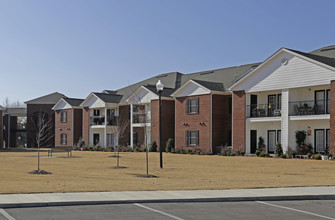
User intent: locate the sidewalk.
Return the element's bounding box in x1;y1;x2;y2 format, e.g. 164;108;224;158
1;186;335;208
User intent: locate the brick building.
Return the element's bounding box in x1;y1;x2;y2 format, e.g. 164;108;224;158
53;98;84;147
25;92;67;148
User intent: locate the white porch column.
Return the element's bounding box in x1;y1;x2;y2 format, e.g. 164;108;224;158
104;107;107;148
281;89;290;153
130;104;134;148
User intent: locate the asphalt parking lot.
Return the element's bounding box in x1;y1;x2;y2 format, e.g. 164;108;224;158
1;200;335;220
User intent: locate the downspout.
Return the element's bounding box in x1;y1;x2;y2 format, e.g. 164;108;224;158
229;90;234;150
210;93;213;154
130;104;134;148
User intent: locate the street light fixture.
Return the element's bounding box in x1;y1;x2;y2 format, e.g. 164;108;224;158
156;80;164;169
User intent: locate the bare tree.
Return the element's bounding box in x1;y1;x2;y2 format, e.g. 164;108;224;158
2;97;25;109
29;112;53;174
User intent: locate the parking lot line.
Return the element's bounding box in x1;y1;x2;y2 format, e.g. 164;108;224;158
0;209;16;220
256;201;335;220
134;203;184;220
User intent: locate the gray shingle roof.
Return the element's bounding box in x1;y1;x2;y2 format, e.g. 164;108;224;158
309;45;335;59
25;92;67;104
94;93;123;104
287;48;335;68
63;98;84;107
142;84;176;97
192;80;225;92
3;108;27;116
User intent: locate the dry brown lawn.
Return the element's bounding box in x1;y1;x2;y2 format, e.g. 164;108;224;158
0;150;335;194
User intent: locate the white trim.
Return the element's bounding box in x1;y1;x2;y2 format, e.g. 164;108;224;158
126;86;159;104
289;114;330;121
247;117;282;123
171;80;211;97
210;93;213;154
80;93;106;108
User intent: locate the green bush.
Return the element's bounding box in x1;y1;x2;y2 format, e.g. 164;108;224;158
258;137;265;151
179;149;186;154
286;147;296;158
274;142;283;156
280;154;287;159
240;151;245;156
265;152;270;157
165;138;174;153
230;153;236;156
218;153;222;156
171;148;175;153
227;152;231;156
150;141;157;152
256;150;261;157
314;154;322;160
187;149;193;154
295;130;306;146
195;149;202;155
307;153;312;159
259;152;265;157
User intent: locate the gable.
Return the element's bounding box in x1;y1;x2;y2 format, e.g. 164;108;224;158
81;94;106;108
53;99;72;110
127;87;158;104
172;81;211;98
233;50;335;92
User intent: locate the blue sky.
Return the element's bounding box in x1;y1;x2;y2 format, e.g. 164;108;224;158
1;0;335;104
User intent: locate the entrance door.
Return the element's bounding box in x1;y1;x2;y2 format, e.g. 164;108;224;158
315;90;325;114
250;95;257;117
268;95;277;116
250;130;257;154
315;129;325;153
268;130;276;153
327;90;330;114
93;133;99;145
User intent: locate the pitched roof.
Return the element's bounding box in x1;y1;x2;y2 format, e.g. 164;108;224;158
287;48;335;68
25;92;67;104
63;98;84;107
192;80;225;92
3;108;27;116
309;45;335;59
93;93;123;103
142;84;176;97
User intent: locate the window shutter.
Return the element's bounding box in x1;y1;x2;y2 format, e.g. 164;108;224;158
196;98;199;114
65;134;67;145
185;130;189;146
185;99;189;114
196;130;199;145
65;111;67;122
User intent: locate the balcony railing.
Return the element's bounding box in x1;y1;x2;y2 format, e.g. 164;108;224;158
90;116;118;126
246;104;281;118
289;100;330;116
133;113;150;123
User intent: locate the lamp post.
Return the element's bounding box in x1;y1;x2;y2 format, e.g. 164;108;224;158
156;80;164;169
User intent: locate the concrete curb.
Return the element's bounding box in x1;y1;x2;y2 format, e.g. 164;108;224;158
2;194;335;208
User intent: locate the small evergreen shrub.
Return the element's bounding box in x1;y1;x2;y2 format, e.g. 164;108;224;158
259;152;265;157
230;153;236;156
165;138;174;153
256;150;261;157
240;151;245;156
307;153;312;159
150;141;157;152
171;148;175;153
188;149;193;154
274;142;283;157
280;154;287;159
314;154;322;160
265;152;270;157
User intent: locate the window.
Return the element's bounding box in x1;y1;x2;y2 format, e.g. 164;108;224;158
268;130;276;153
60;133;67;145
185;130;199;146
93;109;100;116
315;129;325;153
133;132;138;145
186;98;199;114
60;111;67;123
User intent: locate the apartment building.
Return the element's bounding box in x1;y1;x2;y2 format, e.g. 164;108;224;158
53;98;84;147
230;45;335;155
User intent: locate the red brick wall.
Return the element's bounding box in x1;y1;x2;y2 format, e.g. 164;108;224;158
55;109;73;147
0;110;3;148
27;104;55;148
175;95;211;154
133;127;144;146
82;107;90;146
232;90;246;152
73;109;83;146
212;95;232;148
119;105;130;146
151;99;175;150
330;81;335;154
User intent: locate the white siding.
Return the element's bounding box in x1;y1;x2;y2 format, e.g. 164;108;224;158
54;100;71;110
281;89;289;153
173;82;210;97
127;87;158;104
234;51;335;92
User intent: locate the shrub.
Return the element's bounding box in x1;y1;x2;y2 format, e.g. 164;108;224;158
240;151;245;156
307;153;312;159
265;152;270;157
286;147;296;158
299;143;313;155
256;150;261;157
187;149;193;154
171;148;175;153
274;142;283;157
221;146;231;156
230;153;236;156
195;148;202;155
150;141;157;152
258;136;265;151
259;152;265;157
218;153;222;156
314;154;322;160
77;137;85;148
295;130;306;146
165;138;174;153
179;149;186;154
280;154;287;159
227;152;231;156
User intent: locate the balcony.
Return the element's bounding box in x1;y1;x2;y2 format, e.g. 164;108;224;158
90;116;118;126
133;113;150;124
289;100;330;116
247;104;281;118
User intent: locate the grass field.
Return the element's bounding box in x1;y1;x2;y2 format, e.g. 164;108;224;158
0;150;335;194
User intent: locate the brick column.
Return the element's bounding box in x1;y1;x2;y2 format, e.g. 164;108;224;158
232;90;246;152
0;109;2;148
82;107;90;146
330;80;335;154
